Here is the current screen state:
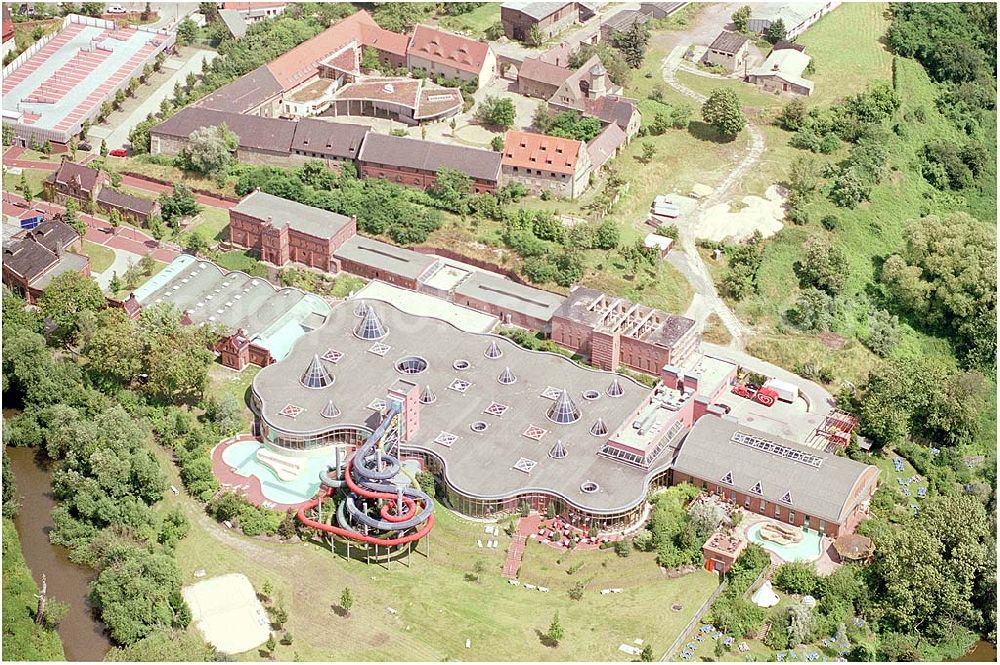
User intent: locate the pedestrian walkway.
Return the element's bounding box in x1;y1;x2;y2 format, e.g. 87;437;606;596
501;515;537;578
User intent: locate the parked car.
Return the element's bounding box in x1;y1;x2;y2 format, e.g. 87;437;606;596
108;148;128;157
78;141;92;151
107;5;128;14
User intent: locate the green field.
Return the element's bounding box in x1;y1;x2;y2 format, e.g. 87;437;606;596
5;168;51;199
81;241;115;274
2;519;66;662
437;4;500;39
798;3;894;107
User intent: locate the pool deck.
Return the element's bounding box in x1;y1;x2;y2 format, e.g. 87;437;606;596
211;435;317;512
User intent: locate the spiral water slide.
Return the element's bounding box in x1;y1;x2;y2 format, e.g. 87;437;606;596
296;407;434;547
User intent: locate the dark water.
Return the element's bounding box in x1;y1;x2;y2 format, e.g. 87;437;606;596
955;641;998;662
6;446;114;661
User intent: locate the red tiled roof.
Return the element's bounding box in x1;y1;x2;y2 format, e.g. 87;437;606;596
360;22;409;57
407;24;491;75
267;11;406;90
518;57;570;87
502;130;582;175
223;2;287;9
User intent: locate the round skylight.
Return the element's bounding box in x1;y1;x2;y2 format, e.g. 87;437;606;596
453;359;471;371
580;482;600;494
395;356;429;375
470;421;489;433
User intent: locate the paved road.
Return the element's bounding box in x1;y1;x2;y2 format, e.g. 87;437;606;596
97;48;217;150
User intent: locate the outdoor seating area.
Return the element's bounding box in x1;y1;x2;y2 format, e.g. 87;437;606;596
891;456;929;514
529;517;613;550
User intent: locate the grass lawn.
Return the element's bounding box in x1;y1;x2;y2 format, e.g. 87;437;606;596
213;249;264;274
81;240;115;273
115;156;238;199
164;490;717;662
187;205;230;244
1;519;66;661
798;3;894;107
437;4;500;39
109;259;168;300
5;168;51;199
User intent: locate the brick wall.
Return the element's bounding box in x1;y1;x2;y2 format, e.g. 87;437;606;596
361;162;497;193
451;293;549;331
333;255;419;290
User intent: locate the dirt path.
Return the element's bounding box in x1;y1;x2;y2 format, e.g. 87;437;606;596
660;40;766;351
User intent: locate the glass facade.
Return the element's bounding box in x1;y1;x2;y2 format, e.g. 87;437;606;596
260;421;370;451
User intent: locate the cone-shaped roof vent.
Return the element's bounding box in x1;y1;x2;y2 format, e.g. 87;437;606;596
321;399;341;419
497;366;516;385
607;377;624;397
419;384;437;404
590;417;608;437
484;339;503;359
353;299;369;317
546;389;581;424
354;306;388;340
549;439;568;459
300;354;334;389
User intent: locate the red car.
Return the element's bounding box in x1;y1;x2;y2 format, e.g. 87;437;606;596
108;148;128;157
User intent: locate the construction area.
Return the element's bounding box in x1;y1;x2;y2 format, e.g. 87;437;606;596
1;13;174;145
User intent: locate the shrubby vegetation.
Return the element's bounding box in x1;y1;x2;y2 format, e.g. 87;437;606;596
2;519;66;660
708;544;771;638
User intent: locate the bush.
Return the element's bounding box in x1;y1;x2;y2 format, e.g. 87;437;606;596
773;561;822;596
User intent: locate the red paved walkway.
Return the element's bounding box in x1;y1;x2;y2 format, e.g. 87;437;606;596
211;435;314;512
2;191;180;263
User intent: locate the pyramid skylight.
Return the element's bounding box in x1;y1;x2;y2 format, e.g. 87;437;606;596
354;306;388;340
300;354;334;389
546;390;581;424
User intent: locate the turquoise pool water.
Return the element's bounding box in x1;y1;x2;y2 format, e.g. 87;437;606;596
221;440;330;505
746;522;823;562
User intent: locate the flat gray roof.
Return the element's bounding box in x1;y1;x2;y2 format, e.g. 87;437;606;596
333;235;438;281
231;191;353;240
251;301;665;513
134;255;330;358
674;416;878;524
453;271;564;323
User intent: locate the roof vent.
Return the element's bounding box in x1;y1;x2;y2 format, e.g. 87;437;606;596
607;377;624;397
546;389;581;424
484;340;503;359
548;439;567;459
419;385;437;404
353;299;369;317
300;354;334;389
321;399;341;419
590;417;608;437
497;366;517;385
354;306;388;340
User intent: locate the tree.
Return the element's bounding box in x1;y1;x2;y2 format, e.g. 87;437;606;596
179;123;237;177
778;98;808;131
265;634;276;656
269;604;288;629
640;643;654;661
702;88;746;138
546;611;564;644
476;95;516;129
787;601;813;646
639;141;657;163
80;2;103;17
176;18;198;46
798;235;848;295
40;599;69;630
788;154;821;199
40;271;105;344
19;172;33;203
114;89;126;109
614;538;631;558
100;139;108;158
260;580;273;602
159;185;201;227
773;562;821;595
490;135;504;151
360;46;380;71
471;559;486;583
340;587;353;617
430;167;473;215
109;272;123;294
732;5;752;32
786;287;834;332
141;1;152;21
568;580;585;600
198;2;218;21
525;24;543;47
611;18;650;69
764;18;787;44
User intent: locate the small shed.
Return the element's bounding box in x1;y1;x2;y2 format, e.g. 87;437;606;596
643;232;674;258
703;532;746;574
833;533;874;562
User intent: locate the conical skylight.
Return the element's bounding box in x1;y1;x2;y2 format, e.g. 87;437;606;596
549;439;567;459
321;399;341;419
607;377;624;397
590;417;608;437
353;299;369;317
497;366;516;385
484;340;503;359
300;354;334;389
546;389;581;424
354;306;388;340
419;384;437;404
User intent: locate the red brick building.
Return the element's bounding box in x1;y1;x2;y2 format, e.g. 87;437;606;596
2;220;89;304
551;286;699;376
229;191;357;271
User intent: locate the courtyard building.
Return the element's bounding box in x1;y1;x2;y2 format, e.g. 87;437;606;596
703;31;752;74
357;132;502;193
501;2;588;42
406;24;497;89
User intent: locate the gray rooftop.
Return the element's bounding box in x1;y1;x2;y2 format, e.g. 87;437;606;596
218;8;248;38
290;118;369;161
197;64;283;114
453;271;565;324
749;2;831;27
674;416;879;524
231;191;353;240
501;2;576;21
357;132;502;184
251;301;666;514
152;106;296;153
334;235;439;281
133;255;330;358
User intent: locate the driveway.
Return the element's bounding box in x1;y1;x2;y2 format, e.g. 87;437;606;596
95;246;144;291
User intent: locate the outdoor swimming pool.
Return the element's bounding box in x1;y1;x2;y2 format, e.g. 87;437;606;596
221;439;329;505
746;522;823;562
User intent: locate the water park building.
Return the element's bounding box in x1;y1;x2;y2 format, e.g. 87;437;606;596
2;13;174;146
